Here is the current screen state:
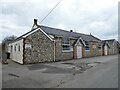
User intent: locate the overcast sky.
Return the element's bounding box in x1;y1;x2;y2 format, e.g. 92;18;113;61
0;0;119;42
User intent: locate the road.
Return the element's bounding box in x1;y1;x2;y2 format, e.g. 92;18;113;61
2;55;118;88
58;56;118;88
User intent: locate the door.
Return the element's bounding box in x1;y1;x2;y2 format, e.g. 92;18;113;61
104;45;108;55
77;46;82;58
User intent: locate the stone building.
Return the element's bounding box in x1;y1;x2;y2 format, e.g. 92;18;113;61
101;39;120;55
8;19;119;64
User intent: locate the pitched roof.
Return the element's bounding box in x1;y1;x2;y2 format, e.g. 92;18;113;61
117;41;120;44
9;24;101;43
102;39;115;42
101;39;120;48
102;39;115;45
39;25;101;41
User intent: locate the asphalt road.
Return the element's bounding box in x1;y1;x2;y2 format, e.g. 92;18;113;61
2;55;118;88
58;56;118;88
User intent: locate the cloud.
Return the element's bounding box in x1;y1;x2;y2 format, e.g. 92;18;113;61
0;0;119;43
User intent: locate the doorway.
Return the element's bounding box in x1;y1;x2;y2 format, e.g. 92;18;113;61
103;45;108;56
77;46;82;58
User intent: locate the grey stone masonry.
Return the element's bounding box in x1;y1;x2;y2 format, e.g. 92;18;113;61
55;37;75;61
24;30;54;64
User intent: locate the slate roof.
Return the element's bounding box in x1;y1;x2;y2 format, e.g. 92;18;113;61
101;39;120;48
9;25;101;43
117;41;120;45
102;39;115;45
39;25;101;41
102;39;115;42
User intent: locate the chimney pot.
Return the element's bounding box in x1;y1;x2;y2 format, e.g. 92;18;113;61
34;19;37;25
90;33;92;35
70;30;73;32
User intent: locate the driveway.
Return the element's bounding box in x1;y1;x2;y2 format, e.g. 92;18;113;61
2;55;118;88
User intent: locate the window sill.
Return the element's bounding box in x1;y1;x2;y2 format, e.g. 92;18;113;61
62;50;73;53
85;50;90;51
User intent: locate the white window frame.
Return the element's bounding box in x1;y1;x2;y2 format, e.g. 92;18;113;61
92;45;96;48
62;44;71;52
62;38;72;52
85;41;90;51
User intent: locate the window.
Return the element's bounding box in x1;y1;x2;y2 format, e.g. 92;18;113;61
62;45;70;50
98;46;101;49
18;45;20;51
62;38;71;52
85;46;90;51
85;41;90;51
92;45;96;48
14;44;18;51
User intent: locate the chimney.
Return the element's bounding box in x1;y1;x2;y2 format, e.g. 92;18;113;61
70;30;73;32
34;19;37;25
90;33;92;35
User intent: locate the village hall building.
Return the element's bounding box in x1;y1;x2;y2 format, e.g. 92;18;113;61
8;19;120;64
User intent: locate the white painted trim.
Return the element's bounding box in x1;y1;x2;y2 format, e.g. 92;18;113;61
85;50;90;51
75;37;86;46
79;37;86;46
62;50;72;53
22;27;54;42
39;27;54;41
75;39;82;46
62;44;70;46
31;24;38;30
22;28;40;38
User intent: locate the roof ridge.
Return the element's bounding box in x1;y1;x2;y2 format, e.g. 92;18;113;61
102;39;115;41
90;34;101;41
39;25;90;36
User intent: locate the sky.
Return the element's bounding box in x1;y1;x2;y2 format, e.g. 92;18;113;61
0;0;119;42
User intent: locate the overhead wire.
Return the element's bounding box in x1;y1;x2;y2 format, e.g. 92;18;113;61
40;0;62;23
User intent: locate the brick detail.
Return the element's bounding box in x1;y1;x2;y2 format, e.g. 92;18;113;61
82;46;85;58
73;46;77;59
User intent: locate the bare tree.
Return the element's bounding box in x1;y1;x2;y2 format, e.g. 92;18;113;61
1;35;17;63
2;35;17;51
2;35;17;43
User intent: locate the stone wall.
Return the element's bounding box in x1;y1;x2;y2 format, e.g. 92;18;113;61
108;42;119;55
24;28;117;64
55;37;75;61
85;41;102;57
24;30;54;64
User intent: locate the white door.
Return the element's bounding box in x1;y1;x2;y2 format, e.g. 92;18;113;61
77;46;82;58
104;45;108;55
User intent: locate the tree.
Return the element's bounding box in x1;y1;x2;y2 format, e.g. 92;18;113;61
1;35;17;62
2;35;17;53
2;35;17;43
